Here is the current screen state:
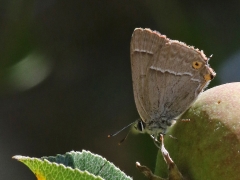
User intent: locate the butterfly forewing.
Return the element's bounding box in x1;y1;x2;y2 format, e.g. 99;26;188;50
130;29;167;124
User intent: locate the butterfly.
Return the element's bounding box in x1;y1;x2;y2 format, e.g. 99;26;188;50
130;28;216;139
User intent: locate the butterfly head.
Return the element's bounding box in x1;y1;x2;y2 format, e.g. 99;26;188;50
134;119;146;133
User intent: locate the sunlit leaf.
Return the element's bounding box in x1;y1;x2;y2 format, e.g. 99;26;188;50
13;150;132;180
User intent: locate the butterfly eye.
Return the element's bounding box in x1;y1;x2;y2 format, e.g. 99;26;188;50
136;120;145;132
192;61;203;69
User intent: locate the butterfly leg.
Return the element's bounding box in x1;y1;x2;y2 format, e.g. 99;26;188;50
150;134;161;148
180;119;190;122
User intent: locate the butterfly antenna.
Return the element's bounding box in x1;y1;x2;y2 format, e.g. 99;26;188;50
108;121;135;137
118;130;131;145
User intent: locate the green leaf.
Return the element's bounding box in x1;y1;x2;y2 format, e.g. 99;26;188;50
13;150;132;180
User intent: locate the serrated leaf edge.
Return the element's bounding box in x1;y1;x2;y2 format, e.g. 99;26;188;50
13;155;104;180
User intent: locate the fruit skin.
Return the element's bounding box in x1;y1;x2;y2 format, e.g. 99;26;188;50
155;82;240;180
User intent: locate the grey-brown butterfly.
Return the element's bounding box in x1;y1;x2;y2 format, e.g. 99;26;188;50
130;28;216;140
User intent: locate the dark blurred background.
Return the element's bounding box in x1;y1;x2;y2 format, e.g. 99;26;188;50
0;1;239;179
